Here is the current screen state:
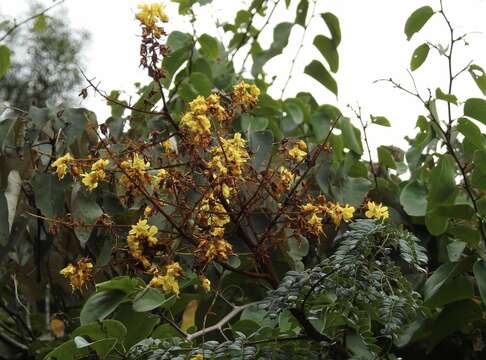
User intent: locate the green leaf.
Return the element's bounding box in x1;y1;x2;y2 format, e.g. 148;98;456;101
304;60;338;96
96;276;145;295
457;117;484;149
32;173;68;219
249;130;273;171
0;192;9;246
198;34;219;60
252;22;293;76
426;273;473;308
469;64;486;96
313;35;339;73
189;72;213;96
281;99;305;133
44;340;88;360
71;186;103;248
321;12;341;46
310;110;331;141
428;300;481;350
80;290;126;326
410;43;429;71
370;115;391;127
113;304;160;348
400;179;428;216
404;6;434;40
0;45;11;79
464;98;486;125
377;146;396;169
132;287;175;312
338;117;363;155
436;204;474;220
295;0;309;27
473;260;486;305
435;88;457;104
424;258;473;302
33;14;47;32
428;155;457;207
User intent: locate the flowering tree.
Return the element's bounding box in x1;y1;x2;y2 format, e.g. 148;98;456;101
1;1;486;359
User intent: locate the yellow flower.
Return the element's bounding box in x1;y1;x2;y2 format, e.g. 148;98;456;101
81;158;109;190
136;3;169;28
208;133;249;177
165;262;183;278
81;171;99;190
200;276;211;292
120;153;151;190
300;203;319;214
189;95;208;114
197;238;233;263
232;81;260;110
341;204;355;222
179;112;211;144
365;201;389;221
191;354;204;360
307;213;323;235
206;94;228;122
279;166;295;189
60;258;93;291
154;168;168;186
288;140;307;162
210;227;225;238
149;274;180;296
144;206;153;218
161;139;175;153
127;219;159;267
51;153;74;179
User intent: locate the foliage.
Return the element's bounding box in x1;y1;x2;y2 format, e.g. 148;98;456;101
0;1;89;109
1;0;486;359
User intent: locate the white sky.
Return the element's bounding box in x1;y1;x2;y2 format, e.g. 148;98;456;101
2;0;486;153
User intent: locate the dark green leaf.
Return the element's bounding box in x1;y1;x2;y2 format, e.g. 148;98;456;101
113;304;160;348
370;115;391;127
464;98;486;125
321;12;341;46
132;287;175;312
295;0;309;27
404;6;434;40
80;290;126;326
199;34;219;60
96;276;145;295
71;186;103;248
304;60;338;96
377;146;396;169
0;192;9;246
400;179;427;216
473;260;486;305
435;88;457;104
32;173;67;219
410;43;429;71
469;64;486;96
457;117;484;149
313;35;339;72
0;45;11;79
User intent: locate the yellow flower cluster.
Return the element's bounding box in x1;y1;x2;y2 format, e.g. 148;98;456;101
135;3;169;29
326;203;356;228
300;203;324;235
197;238;233;263
200;196;230;229
206;94;228;122
161;139;175;153
288;140;308;162
207;133;249;178
127;219;159;268
299;201;356;235
154;168;168;187
119;154;151;191
59;258;93;291
149;262;183;296
365;201;389;221
81;159;109;190
191;354;204;360
51;153;74;179
232;81;260;111
279;166;295;190
180;96;212;144
200;276;211;292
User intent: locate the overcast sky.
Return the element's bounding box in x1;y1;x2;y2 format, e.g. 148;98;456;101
2;0;486;152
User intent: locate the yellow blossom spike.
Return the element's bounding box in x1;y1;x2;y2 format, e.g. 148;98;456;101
365;201;389;221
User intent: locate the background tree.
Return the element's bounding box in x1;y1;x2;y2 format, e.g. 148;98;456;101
0;1;89;110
